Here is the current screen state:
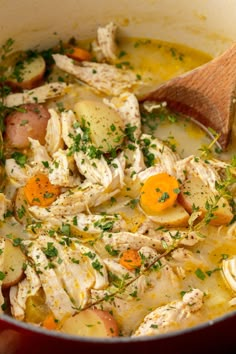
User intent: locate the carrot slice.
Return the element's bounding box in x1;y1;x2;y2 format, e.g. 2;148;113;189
43;315;58;330
140;173;179;215
24;173;60;207
119;249;142;270
66;47;92;61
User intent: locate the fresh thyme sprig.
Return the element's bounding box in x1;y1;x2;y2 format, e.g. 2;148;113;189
191;156;236;230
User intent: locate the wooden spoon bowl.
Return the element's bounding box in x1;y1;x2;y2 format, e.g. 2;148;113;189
141;43;236;150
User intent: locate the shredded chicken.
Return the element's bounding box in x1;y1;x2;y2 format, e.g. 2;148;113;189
22;240;75;320
10;264;41;320
101;231;163;252
133;289;204;336
53;54;138;96
104;92;142;139
28;183;120;219
3;83;70;107
49;149;81;187
139;134;180;177
92;22;118;62
176;155;221;190
45;108;64;155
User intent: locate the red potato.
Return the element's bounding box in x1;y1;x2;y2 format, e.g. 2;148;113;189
178;176;234;226
2;238;26;289
61;309;119;337
6;55;46;90
5;103;50;149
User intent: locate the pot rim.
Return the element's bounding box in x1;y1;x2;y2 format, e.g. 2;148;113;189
1;308;236;343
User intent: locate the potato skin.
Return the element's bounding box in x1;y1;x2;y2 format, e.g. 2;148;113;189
178;176;233;225
2;238;26;289
6;55;46;91
5;103;50;149
61;308;119;337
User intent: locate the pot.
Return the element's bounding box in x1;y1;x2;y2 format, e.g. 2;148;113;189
0;1;235;353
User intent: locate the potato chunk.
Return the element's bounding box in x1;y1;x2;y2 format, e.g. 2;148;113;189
5;54;46;90
178;176;233;225
2;238;26;288
74;100;124;152
5;103;50;148
61;309;119;337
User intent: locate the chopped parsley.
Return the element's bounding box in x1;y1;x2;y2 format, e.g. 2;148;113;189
11;151;27;167
43;242;58;258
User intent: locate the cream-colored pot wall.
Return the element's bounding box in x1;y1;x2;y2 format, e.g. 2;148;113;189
0;0;235;56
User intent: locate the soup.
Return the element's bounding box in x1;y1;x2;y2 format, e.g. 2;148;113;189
0;22;235;338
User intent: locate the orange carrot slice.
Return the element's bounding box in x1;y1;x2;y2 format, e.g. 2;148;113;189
140;172;179;215
43;315;58;330
66;47;92;61
119;249;142;270
24;173;60;207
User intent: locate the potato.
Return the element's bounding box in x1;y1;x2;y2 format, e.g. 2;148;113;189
178;176;233;225
149;203;189;227
5;54;46;90
61;309;119;337
5;103;50;149
14;187;32;225
74;100;124;152
2;238;26;289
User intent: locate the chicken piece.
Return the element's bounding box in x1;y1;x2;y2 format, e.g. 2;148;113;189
104;92;142;140
176;155;221;191
67;213;126;233
0;193;12;220
101;231;163;253
74;152;113;188
9;264;41;320
45;108;64;155
124;145;146;179
28;138;51;167
0;238;5;313
36;235;95;309
3;83;70;108
23;241;75;320
28;183;120;219
40;213;127;236
92;22;118;62
138;246;159;271
109;153;126;191
140;134;180;176
74;244;109;290
138;165;167;183
222;256;236;292
61;109;83;148
137;219;201;248
133;288;204;336
143;100;167;112
103;258;135;280
49;149;81;187
5;159;29;187
53;54;138;96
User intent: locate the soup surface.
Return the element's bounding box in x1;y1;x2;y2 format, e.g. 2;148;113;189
0;22;235;338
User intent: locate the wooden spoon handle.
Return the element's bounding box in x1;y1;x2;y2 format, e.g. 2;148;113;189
142;43;236;149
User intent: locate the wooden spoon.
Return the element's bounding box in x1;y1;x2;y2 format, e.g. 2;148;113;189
141;43;236;150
